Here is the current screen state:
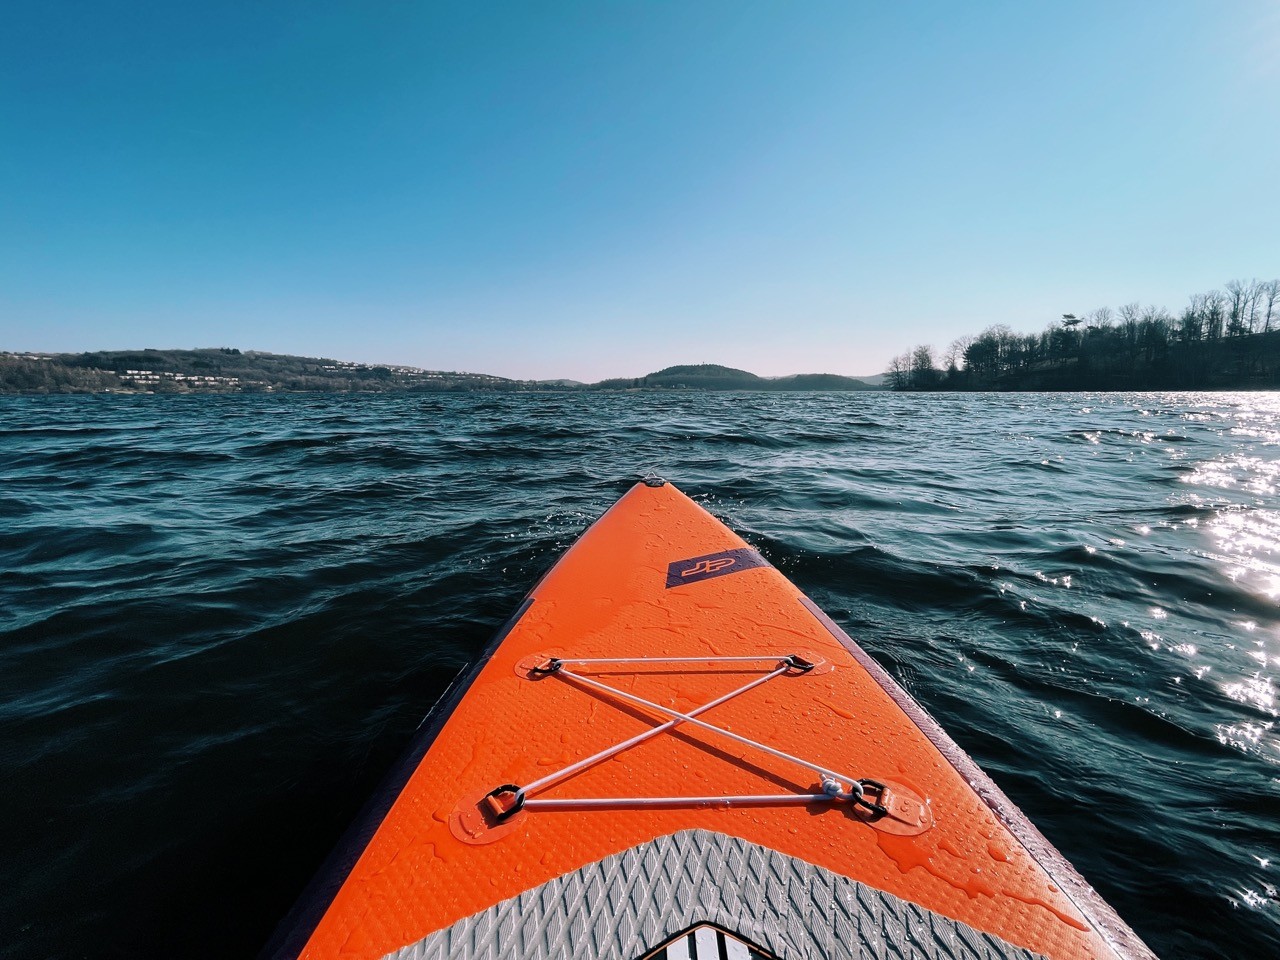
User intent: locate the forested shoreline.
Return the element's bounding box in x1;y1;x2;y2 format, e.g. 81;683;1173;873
891;278;1280;390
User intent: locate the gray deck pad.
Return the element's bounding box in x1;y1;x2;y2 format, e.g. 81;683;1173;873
386;829;1045;960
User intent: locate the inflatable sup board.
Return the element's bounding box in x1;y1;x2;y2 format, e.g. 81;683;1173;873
265;479;1156;960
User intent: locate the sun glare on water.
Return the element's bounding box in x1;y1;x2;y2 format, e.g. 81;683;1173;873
1180;396;1280;764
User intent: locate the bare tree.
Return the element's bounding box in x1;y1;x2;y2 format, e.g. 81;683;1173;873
1085;306;1114;331
1181;293;1211;341
1245;279;1263;334
886;352;911;390
1204;290;1226;340
1139;305;1172;361
942;335;973;372
1118;302;1141;362
1224;279;1265;335
1261;279;1280;334
1225;279;1252;336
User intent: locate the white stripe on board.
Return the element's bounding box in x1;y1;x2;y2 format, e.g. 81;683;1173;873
693;926;718;958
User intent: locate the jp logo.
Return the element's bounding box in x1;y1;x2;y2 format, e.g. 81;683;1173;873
681;557;738;577
665;548;767;587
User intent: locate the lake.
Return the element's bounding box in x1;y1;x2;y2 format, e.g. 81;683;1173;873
1;391;1276;958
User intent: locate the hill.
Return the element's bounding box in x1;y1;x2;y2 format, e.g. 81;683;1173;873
647;364;765;388
849;372;887;386
768;372;875;390
590;364;875;392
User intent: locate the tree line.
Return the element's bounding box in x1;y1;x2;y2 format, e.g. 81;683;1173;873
889;277;1280;391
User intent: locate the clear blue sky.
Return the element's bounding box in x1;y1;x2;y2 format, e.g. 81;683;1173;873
3;1;1278;381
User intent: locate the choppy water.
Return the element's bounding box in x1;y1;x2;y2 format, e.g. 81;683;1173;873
2;392;1278;959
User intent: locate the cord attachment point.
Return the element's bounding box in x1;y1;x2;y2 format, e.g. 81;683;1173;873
450;784;528;845
483;784;526;823
781;654;815;673
854;778;890;817
847;778;934;836
785;650;834;676
515;652;569;678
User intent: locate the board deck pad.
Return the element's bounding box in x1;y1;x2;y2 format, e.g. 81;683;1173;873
267;481;1156;960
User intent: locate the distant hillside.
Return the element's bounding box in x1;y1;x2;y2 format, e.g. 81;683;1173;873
0;348;528;394
648;364;765;388
0;350;879;394
591;364;875;392
769;372;875;390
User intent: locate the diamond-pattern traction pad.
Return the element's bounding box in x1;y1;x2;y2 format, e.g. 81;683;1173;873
386;829;1045;960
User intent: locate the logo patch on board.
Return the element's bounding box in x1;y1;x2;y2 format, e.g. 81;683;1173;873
634;922;777;959
666;547;768;588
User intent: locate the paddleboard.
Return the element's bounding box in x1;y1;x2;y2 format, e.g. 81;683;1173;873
264;478;1156;960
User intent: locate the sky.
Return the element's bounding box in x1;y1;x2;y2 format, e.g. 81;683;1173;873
2;1;1279;381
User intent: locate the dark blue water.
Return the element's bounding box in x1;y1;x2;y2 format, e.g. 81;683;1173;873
2;392;1277;959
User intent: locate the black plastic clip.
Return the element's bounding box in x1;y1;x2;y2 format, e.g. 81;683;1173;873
529;658;564;675
853;778;890;818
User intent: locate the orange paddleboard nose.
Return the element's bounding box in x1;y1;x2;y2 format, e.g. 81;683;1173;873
265;479;1156;960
